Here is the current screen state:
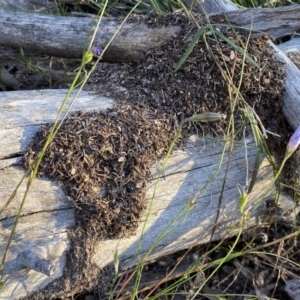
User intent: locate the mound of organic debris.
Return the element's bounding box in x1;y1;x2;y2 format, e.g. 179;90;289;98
25;106;176;241
23;12;289;299
88;12;287;146
23;106;176;298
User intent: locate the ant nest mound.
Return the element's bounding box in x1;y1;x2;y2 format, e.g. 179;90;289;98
23;12;288;299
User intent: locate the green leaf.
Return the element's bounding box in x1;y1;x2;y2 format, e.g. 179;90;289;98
247;149;260;194
239;191;248;214
213;29;259;68
0;265;6;290
82;51;93;65
183;112;223;123
0;280;5;290
175;26;206;71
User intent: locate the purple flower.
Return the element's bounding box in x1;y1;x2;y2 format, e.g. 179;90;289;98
92;47;102;58
287;125;300;154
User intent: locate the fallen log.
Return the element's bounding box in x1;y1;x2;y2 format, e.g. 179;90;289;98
0;89;296;300
1;5;300;61
2;3;300;300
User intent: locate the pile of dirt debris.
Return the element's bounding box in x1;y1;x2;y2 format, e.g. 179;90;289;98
88;12;287;142
25;107;176;240
23;106;176;298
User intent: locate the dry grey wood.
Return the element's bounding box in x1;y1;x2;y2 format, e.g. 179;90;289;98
0;204;74;299
269;41;300;130
183;0;238;14
222;5;300;39
278;38;300;53
188;0;300;38
4;243;55;277
185;1;300;38
285;279;300;300
0;89;114;159
0;89;296;299
201;0;238;13
1;5;300;62
15;246;54;276
0;9;181;61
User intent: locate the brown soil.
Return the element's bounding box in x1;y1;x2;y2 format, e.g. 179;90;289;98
22;12;293;300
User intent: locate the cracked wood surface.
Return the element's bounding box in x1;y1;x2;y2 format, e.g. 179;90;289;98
0;9;181;62
0;89;296;299
1;5;300;62
270;41;300;131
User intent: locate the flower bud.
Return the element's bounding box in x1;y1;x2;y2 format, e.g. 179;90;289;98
287;125;300;154
92;47;102;58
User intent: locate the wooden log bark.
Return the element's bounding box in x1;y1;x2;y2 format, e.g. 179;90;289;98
190;1;300;39
277;38;300;53
0;9;181;62
192;0;238;13
1;5;300;62
269;42;300;131
0;87;297;299
217;5;300;39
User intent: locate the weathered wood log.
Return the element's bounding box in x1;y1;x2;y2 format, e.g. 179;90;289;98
188;1;300;38
0;82;297;300
217;5;300;39
0;0;46;11
0;9;181;62
277;37;300;53
184;0;238;14
270;42;300;131
1;5;300;62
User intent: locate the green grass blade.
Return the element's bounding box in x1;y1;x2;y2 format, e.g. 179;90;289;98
175;26;206;71
247;148;260;194
150;0;162;13
213;29;259;68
